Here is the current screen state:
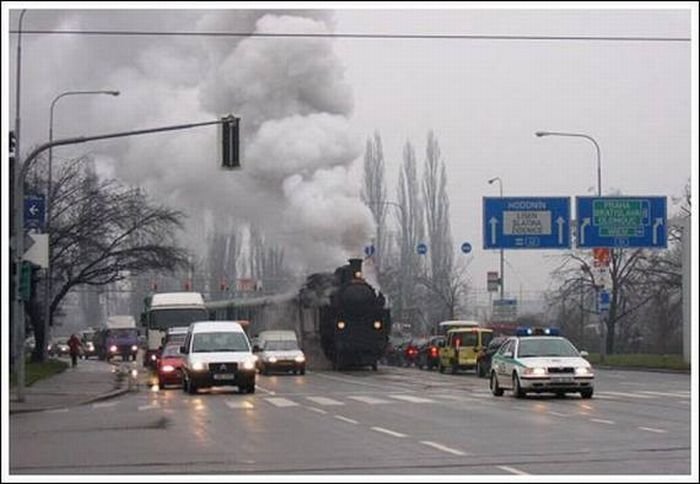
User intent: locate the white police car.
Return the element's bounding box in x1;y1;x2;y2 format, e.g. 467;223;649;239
489;328;594;399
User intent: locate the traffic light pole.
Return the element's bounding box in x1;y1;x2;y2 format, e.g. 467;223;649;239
12;117;234;401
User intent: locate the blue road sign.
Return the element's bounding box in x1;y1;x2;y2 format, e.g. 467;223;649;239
461;242;472;254
483;197;571;250
24;194;46;231
598;290;611;312
576;196;667;249
364;245;375;257
417;243;428;255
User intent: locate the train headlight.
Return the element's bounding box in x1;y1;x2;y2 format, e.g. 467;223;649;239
337;321;346;330
373;321;382;330
109;345;118;353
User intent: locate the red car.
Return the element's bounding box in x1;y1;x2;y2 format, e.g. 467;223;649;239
157;343;184;388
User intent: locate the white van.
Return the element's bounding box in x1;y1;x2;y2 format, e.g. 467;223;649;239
180;321;257;394
253;330;306;375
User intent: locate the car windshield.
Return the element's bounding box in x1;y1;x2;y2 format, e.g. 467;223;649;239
110;328;138;338
161;345;182;357
150;309;208;330
264;340;299;351
517;338;580;358
192;332;250;353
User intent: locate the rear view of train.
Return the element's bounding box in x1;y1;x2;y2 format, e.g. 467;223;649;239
302;258;391;370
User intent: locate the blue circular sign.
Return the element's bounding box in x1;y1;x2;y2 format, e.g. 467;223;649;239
417;243;428;255
364;245;375;257
461;242;472;254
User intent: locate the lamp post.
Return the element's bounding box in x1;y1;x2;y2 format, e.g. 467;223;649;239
535;130;606;359
43;90;120;360
487;177;504;301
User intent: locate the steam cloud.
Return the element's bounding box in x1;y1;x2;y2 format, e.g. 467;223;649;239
17;10;375;273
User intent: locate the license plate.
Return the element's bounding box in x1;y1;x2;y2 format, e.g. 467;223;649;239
552;376;573;383
213;373;235;380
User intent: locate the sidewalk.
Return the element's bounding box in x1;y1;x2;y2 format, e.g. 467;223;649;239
9;358;134;415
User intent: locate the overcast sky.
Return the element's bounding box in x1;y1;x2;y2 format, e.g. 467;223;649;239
3;4;695;303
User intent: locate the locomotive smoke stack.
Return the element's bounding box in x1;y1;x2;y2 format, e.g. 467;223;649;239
348;258;363;279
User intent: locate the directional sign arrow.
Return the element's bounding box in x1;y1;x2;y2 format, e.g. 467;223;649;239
556;216;565;245
580;217;590;246
489;217;498;245
653;217;663;245
29;204;39;216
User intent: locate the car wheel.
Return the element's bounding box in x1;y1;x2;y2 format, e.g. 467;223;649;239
182;376;189;393
262;365;269;376
513;373;526;398
477;362;485;378
490;372;504;396
300;368;306;375
158;377;165;389
580;388;594;399
371;362;378;371
451;360;458;374
187;380;198;395
555;391;566;398
439;363;445;374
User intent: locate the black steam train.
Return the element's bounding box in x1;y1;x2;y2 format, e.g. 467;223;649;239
205;258;391;370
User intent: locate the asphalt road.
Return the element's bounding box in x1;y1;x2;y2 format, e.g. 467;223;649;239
10;363;691;476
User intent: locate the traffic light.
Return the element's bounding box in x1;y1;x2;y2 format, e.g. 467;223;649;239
221;115;240;169
19;262;33;301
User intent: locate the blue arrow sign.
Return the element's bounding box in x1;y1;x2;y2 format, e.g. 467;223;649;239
483;197;571;250
417;243;428;255
598;290;611;312
576;196;667;248
24;194;46;231
461;242;472;254
364;245;375;257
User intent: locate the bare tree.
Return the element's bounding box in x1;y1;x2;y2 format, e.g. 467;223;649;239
422;131;454;324
26;156;189;361
361;132;388;273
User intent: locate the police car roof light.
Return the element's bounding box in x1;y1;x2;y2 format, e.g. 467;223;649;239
516;327;560;337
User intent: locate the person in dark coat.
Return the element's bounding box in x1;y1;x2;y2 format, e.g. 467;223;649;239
67;334;82;368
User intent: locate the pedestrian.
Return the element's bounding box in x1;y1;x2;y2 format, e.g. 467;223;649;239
67;333;82;368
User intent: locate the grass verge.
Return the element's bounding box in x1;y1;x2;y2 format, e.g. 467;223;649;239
10;359;70;387
586;353;689;371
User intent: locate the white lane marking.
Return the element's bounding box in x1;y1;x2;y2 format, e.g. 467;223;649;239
91;402;118;409
334;415;359;425
598;391;654;399
420;441;467;456
314;372;409;391
469;393;490;399
593;394;619;400
306;407;328;415
138;403;160;411
254;384;276;395
225;400;254;409
638;391;689;398
265;397;298;408
590;418;615;425
347;395;391;405
548;411;569;417
389;394;435;403
371;426;408;438
498;465;529;475
638;426;667;434
306;396;344;406
44;408;69;414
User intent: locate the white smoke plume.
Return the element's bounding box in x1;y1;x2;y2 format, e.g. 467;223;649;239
14;10;375;273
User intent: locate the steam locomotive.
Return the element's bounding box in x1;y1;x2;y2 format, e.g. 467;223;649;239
205;258;392;370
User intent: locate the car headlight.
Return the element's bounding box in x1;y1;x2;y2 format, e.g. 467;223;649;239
109;345;118;353
267;356;278;363
523;367;547;377
294;355;306;363
337;321;346;330
242;360;256;371
150;354;158;361
131;345;138;352
86;343;94;350
161;365;175;373
192;361;206;371
373;321;382;330
575;366;594;376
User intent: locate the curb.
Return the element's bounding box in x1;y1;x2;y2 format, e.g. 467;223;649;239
594;365;690;374
9;385;132;416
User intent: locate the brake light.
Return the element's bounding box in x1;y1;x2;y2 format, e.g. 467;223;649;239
430;347;438;357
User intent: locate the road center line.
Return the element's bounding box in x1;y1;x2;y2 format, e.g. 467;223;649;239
498;465;529;475
548;411;569;417
91;402;117;409
590;418;615;425
371;426;407;438
306;407;328;415
334;415;359;424
638;426;667;434
44;408;69;414
420;441;467;456
138;403;160;411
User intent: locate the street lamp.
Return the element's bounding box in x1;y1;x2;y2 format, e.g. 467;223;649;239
534;131;602;196
487;177;505;301
535;130;606;359
42;90;120;359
